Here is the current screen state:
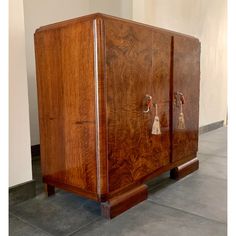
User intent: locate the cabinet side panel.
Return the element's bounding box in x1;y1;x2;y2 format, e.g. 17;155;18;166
172;36;200;162
34;20;97;193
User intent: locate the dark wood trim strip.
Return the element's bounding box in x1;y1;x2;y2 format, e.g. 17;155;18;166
9;180;36;206
101;184;148;219
199;120;224;134
170;157;199;180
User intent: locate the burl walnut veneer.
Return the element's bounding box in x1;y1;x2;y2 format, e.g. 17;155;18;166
34;13;200;219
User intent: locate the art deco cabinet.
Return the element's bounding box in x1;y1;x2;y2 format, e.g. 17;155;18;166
34;13;200;219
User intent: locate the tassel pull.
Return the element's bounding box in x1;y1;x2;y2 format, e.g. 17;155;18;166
152;104;161;135
177;103;185;129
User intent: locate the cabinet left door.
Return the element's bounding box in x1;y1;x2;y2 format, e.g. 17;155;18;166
34;20;98;196
104;18;172;193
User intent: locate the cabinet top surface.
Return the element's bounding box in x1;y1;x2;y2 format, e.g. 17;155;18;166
35;13;199;41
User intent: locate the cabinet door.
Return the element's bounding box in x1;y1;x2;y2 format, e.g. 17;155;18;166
172;35;200;162
104;18;171;192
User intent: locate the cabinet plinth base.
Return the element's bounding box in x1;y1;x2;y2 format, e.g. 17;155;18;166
45;184;55;196
101;184;148;219
170;157;199;180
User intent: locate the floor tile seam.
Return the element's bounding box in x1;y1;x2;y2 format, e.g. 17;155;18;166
148;175;227;208
194;172;227;181
198;136;227;143
199;133;226;137
65;217;102;236
10;191;93;209
176;171;227;183
146;199;227;225
148;170;227;188
191;165;227;179
9;198;36;208
198;157;227;163
198;141;227;145
197;152;227;158
10;212;54;236
198;137;227;142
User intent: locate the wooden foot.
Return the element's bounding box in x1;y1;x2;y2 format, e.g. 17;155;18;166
170;157;199;180
45;184;55;196
101;184;148;219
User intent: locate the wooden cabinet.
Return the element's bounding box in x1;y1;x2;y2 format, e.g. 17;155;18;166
34;13;200;219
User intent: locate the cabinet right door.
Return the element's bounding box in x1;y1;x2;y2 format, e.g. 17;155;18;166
172;35;201;162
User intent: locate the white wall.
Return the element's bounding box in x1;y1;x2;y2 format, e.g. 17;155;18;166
23;0;133;145
133;0;227;127
9;0;32;187
23;0;91;145
89;0;133;19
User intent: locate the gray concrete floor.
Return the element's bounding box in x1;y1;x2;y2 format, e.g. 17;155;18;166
9;127;227;236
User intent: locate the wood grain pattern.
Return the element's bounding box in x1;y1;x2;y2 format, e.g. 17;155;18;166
35;19;98;195
171;36;200;162
104;18;171;192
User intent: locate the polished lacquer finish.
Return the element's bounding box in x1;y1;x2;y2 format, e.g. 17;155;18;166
34;13;200;218
105;18;171;192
